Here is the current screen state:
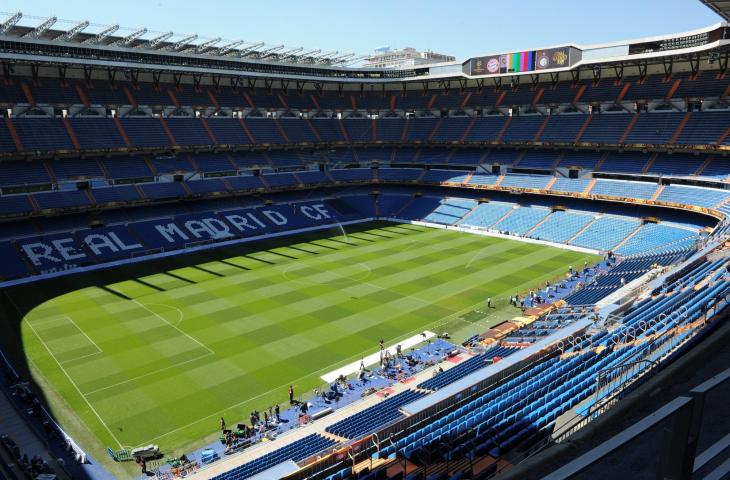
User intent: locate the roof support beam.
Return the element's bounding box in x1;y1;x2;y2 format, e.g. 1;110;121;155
258;45;286;58
613;65;624;82
107;68;117;86
570;69;580;85
421;80;429;95
719;52;729;75
23;16;57;38
296;48;321;60
194;37;221;54
591;65;601;82
56;20;89;42
83;66;93;84
110;27;147;47
168;34;197;51
549;72;560;86
0;12;22;36
216;40;245;56
83;24;119;44
340;54;367;67
238;42;265;57
143;31;174;49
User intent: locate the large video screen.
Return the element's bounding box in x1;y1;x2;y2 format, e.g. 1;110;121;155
465;46;577;76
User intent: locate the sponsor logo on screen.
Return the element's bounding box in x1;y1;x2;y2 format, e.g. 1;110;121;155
486;57;500;73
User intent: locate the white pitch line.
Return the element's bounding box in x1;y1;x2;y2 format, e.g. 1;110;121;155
27;315;103;355
143;303;184;327
133;293;507;448
61;351;102;365
84;351;215;396
132;299;215;355
64;316;103;354
24;320;123;449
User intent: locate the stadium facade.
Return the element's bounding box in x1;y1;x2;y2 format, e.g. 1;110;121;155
0;3;729;480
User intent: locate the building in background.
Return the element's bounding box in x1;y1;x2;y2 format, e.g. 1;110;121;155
363;47;455;69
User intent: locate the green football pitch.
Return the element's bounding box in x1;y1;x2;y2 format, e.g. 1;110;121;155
2;221;598;472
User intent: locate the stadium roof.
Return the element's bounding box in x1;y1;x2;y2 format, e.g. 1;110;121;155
0;11;367;67
701;0;730;21
1;11;729;84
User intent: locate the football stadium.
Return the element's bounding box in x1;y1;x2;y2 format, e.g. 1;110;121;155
0;2;729;479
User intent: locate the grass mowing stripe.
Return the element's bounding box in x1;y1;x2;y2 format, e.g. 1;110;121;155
8;223;600;472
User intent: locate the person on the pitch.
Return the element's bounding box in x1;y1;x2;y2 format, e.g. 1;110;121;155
289;385;294;405
220;417;226;432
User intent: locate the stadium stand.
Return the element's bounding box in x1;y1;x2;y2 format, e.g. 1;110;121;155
2;12;730;480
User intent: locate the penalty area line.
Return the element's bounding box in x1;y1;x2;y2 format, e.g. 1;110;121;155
24;319;124;450
132;299;214;355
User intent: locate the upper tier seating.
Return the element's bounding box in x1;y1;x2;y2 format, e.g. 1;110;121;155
677;111;730;145
166;118;213;146
501;115;544;142
624;112;683;145
580;114;631;144
500;174;552;190
12;118;73;151
657;184;729;208
539;114;585;143
0;161;51;187
550;177;590;194
119;118;170;148
207;118;251;145
590;179;658;199
465;116;507;142
69;118;126;150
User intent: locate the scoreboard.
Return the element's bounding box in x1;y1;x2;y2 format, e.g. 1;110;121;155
464;46;581;76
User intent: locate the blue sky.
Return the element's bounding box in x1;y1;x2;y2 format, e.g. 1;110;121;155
4;0;722;60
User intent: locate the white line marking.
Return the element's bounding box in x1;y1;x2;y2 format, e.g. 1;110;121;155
61;351;102;365
133;295;502;448
144;303;184;327
28;315;103;363
24;319;124;449
132;299;214;355
64;316;103;354
84;352;215;396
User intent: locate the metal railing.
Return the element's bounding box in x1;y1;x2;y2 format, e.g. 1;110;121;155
543;367;730;480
